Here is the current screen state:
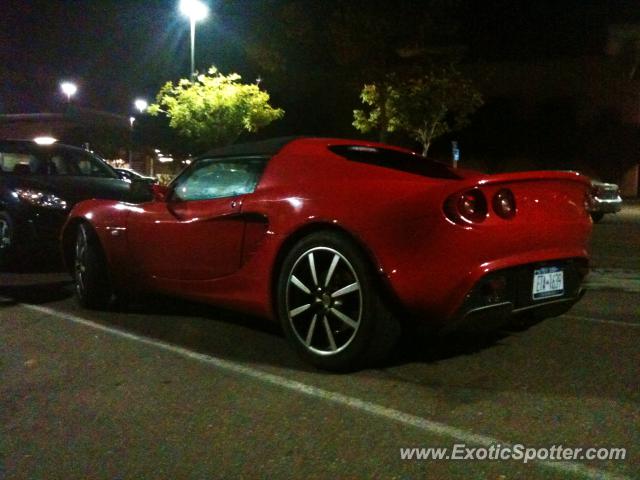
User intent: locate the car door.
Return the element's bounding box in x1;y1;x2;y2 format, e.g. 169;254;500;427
127;156;267;287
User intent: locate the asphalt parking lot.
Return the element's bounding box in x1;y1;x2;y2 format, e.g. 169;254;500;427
1;204;639;479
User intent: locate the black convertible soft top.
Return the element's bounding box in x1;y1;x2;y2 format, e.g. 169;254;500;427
203;136;303;158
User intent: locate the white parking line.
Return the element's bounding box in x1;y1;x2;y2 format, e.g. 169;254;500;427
564;314;640;328
20;303;631;480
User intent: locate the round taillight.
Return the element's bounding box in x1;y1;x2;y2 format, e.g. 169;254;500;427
452;189;487;223
492;189;516;219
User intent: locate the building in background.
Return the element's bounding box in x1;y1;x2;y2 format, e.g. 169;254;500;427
0;107;146;174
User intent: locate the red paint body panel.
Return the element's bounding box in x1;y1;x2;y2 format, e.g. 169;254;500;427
63;138;592;324
126;197;244;286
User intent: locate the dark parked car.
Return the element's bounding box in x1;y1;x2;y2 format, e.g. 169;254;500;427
0;140;131;267
588;180;623;222
115;168;157;184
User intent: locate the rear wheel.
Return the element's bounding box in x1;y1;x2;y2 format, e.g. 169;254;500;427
0;212;15;268
276;231;400;371
74;223;113;309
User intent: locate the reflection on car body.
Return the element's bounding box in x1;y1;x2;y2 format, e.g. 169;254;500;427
115;168;157;185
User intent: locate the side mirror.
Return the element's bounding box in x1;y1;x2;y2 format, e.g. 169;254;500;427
129;178;155;203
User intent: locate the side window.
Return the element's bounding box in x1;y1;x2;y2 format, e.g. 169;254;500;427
51;155;71;175
47;149;117;178
0;151;41;174
173;157;266;201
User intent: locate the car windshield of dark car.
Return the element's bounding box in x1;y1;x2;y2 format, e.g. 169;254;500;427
48;149;117;178
329;145;460;179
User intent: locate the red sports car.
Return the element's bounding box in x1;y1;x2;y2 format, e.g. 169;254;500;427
62;137;592;370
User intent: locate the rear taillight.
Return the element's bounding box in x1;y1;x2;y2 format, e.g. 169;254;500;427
492;188;516;219
445;189;488;224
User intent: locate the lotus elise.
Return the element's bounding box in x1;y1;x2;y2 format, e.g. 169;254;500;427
62;137;592;370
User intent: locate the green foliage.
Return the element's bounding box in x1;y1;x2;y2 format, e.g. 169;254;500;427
353;67;483;157
148;67;284;151
155;173;175;187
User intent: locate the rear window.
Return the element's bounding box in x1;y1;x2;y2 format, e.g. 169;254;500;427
329;145;460;179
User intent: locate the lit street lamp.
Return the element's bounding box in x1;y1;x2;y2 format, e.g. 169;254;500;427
134;99;148;113
60;82;77;102
179;0;209;80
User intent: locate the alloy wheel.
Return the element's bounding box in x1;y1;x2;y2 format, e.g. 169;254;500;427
286;247;363;355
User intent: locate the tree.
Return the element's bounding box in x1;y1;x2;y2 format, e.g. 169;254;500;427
217;1;466;136
353;66;483;157
148;67;284;151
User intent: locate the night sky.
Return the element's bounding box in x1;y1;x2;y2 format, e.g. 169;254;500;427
0;0;252;114
1;0;638;117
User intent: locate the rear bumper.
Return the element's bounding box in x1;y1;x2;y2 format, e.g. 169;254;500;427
441;258;588;333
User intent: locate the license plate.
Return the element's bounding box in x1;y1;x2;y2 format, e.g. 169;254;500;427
532;266;564;300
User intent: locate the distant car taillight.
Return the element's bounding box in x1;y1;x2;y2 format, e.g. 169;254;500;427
492;188;516;219
445;189;488;224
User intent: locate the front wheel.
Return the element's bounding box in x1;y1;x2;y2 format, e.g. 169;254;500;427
276;232;400;371
74;224;113;309
590;212;605;223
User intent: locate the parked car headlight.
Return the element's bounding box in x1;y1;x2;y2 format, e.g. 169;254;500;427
13;188;68;210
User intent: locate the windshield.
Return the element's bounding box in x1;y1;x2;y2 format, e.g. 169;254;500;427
0;145;118;179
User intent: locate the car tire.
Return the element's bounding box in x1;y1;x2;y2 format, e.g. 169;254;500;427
0;211;15;269
276;231;401;371
590;212;604;223
74;223;113;309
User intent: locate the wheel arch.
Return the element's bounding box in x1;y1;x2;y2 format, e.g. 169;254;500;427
269;222;398;318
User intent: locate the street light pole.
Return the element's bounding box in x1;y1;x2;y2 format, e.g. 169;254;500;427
179;0;209;80
129;117;135;167
190;16;196;80
131;99;148;173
